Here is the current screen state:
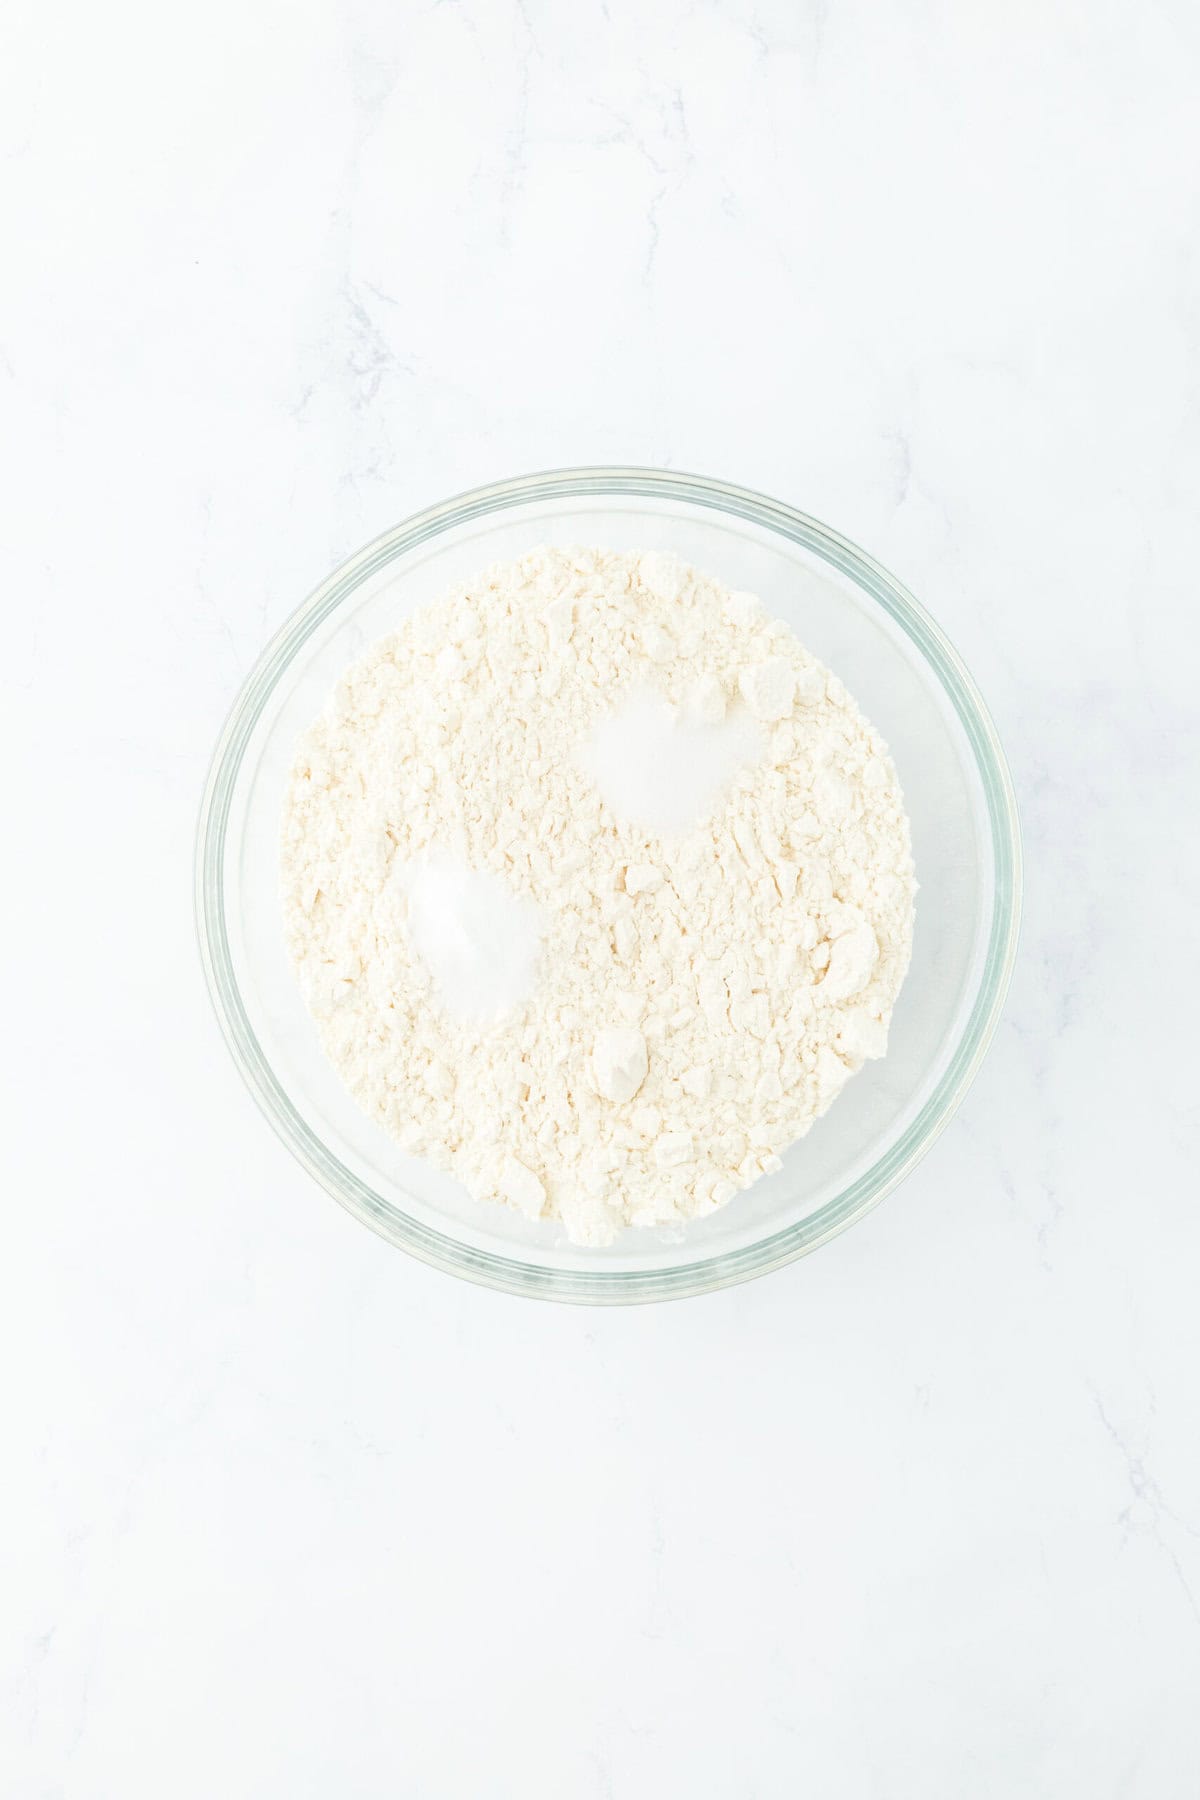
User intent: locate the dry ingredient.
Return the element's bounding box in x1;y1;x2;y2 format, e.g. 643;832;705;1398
281;547;915;1245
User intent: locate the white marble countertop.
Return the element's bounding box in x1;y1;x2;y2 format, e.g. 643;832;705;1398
5;2;1199;1794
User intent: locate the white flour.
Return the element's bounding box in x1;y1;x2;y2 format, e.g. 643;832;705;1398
281;547;915;1245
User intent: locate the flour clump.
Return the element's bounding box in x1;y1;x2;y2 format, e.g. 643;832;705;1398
281;547;915;1246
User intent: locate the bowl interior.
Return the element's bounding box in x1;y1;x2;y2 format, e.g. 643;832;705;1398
203;474;1016;1298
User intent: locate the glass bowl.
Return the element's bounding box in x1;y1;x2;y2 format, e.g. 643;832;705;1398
196;468;1021;1303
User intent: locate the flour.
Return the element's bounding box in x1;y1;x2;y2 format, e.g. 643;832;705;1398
281;547;915;1246
579;686;762;834
405;859;541;1020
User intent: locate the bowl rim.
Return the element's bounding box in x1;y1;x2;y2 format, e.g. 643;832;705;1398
195;465;1022;1303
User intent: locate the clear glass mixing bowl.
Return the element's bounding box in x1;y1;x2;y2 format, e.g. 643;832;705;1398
196;469;1021;1302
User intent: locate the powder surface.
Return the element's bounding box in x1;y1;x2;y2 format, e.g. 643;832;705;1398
281;547;915;1245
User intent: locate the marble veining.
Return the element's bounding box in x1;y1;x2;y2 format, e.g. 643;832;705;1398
3;0;1199;1794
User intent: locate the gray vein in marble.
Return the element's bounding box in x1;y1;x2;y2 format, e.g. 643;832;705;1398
494;0;540;247
339;280;412;410
592;85;694;281
1092;1388;1200;1628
